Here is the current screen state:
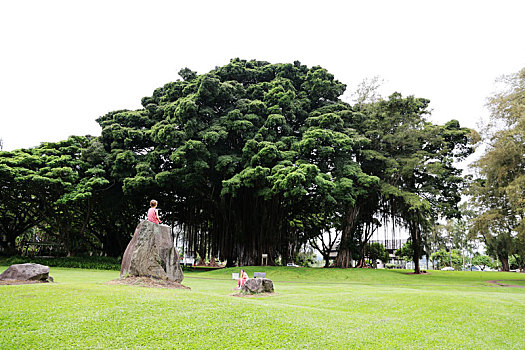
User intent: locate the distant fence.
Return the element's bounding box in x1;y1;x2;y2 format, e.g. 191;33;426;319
369;239;407;251
327;239;408;259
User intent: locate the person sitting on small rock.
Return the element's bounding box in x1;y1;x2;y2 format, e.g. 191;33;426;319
237;269;248;289
147;200;161;224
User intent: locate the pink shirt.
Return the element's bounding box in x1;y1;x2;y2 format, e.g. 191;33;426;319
147;207;160;224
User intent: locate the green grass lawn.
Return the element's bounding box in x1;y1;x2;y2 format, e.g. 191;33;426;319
1;266;524;349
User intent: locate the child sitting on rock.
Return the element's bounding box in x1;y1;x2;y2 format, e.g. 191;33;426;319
237;269;248;289
147;199;161;224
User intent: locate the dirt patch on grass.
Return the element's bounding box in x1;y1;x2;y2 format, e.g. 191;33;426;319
229;291;278;298
0;280;49;285
107;276;191;290
404;271;430;275
486;280;525;288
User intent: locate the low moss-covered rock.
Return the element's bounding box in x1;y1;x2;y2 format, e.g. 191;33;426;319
241;278;274;294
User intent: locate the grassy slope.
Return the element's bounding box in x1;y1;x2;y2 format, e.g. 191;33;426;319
1;266;524;349
190;266;525;285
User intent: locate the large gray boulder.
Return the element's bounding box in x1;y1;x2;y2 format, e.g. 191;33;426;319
0;263;53;282
121;220;183;283
241;278;274;294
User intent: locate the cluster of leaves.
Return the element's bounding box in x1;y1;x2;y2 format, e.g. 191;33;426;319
364;242;390;265
293;251;317;267
471;254;494;271
0;59;475;272
0;136;142;256
395;241;422;262
430;249;463;269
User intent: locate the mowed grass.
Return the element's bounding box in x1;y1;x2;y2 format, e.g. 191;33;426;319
1;266;524;349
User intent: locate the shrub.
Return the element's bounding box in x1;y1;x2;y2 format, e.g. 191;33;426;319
294;252;317;267
0;256;121;270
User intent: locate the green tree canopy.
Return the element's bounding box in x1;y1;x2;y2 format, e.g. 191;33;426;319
469;67;525;271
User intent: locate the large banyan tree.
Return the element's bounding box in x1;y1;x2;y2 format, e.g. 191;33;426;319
94;58;475;269
96;59;374;266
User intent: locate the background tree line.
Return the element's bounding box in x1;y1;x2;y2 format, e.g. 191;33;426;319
393;68;525;272
467;68;525;271
1;59;499;272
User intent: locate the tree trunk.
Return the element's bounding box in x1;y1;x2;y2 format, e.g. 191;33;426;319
226;257;236;267
499;254;510;272
413;254;421;274
335;206;360;268
410;222;422;274
197;248;207;265
355;243;367;268
208;257;219;267
423;243;429;270
356;257;367;268
336;249;351;268
323;257;330;268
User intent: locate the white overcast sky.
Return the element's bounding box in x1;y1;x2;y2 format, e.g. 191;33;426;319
1;0;524;151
